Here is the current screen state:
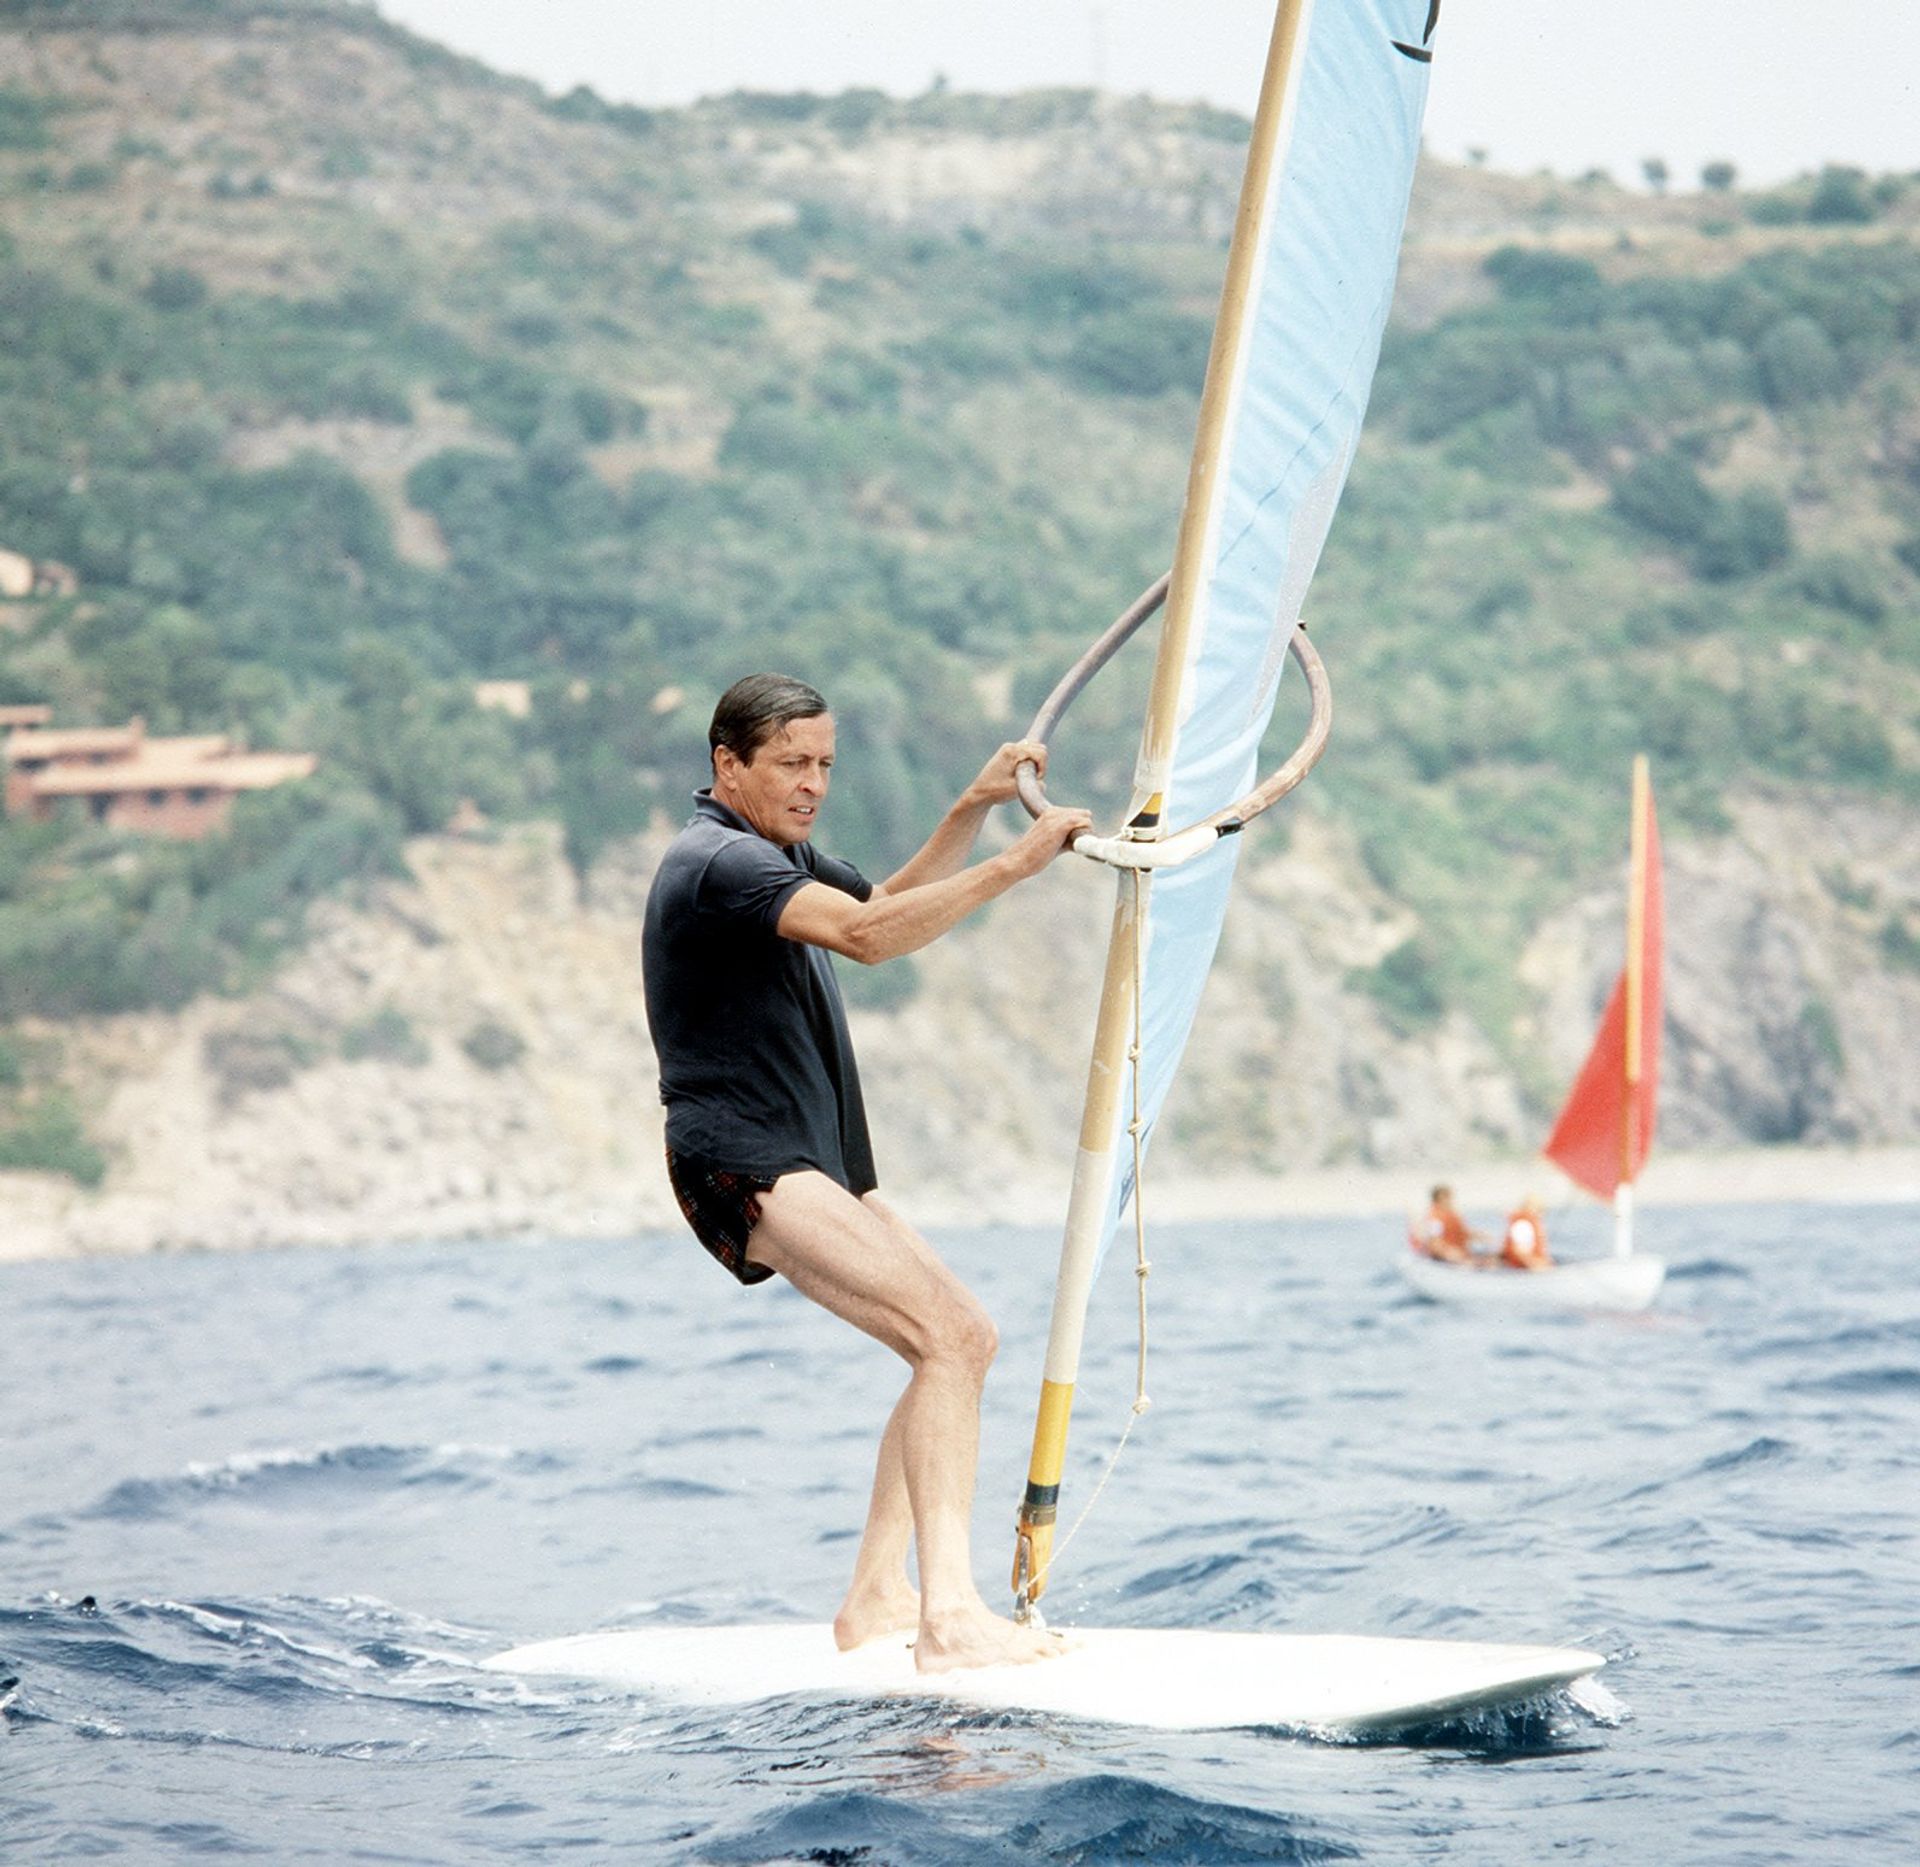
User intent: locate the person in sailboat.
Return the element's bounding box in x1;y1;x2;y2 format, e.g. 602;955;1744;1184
642;672;1090;1673
1499;1195;1553;1271
1412;1184;1485;1263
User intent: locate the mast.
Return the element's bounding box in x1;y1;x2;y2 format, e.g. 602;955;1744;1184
1542;755;1664;1221
1010;0;1313;1617
1614;753;1650;1259
1009;0;1433;1615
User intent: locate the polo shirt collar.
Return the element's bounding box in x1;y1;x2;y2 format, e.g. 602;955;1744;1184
693;788;757;836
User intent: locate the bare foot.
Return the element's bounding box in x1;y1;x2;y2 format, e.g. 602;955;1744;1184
912;1605;1067;1674
833;1582;921;1651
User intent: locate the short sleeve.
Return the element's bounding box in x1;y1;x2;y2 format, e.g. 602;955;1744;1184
804;848;873;903
698;836;815;933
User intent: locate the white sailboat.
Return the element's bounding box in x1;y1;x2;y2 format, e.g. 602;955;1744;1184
1401;757;1668;1313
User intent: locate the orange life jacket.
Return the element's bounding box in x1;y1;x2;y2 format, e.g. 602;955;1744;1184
1501;1210;1550;1268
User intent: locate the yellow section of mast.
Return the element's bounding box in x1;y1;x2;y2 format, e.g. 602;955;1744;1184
1010;0;1312;1615
1010;870;1145;1608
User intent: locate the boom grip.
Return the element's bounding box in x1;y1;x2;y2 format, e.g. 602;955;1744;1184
1014;572;1333;870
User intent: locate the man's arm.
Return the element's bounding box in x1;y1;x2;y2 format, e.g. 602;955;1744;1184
874;740;1051;898
778;804;1091;965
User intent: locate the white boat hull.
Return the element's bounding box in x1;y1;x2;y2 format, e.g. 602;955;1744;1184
1399;1253;1665;1313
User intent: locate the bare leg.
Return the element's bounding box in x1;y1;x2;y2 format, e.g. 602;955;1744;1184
746;1172;1058;1672
833;1383;919;1648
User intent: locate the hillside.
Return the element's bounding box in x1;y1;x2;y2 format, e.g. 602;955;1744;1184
1;1;1918;1240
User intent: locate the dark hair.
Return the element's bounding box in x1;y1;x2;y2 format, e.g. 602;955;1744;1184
709;673;829;767
1430;1184;1451;1203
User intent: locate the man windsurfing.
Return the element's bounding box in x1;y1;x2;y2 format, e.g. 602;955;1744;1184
642;672;1088;1671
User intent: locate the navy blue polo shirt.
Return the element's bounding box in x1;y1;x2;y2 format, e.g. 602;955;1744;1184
642;792;877;1194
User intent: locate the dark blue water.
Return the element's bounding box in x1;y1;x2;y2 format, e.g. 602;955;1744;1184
4;1201;1917;1862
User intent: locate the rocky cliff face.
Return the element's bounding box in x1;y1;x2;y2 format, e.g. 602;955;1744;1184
6;786;1913;1257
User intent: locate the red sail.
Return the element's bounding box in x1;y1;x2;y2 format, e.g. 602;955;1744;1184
1543;788;1663;1200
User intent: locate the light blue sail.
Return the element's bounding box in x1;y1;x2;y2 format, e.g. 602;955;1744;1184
1104;0;1433;1243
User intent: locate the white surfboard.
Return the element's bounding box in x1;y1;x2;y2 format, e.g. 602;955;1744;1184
1399;1253;1665;1313
482;1623;1604;1734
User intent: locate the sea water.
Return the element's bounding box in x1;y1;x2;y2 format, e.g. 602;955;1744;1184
3;1200;1916;1863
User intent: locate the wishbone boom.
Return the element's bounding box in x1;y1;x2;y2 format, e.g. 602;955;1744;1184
1013;573;1333;870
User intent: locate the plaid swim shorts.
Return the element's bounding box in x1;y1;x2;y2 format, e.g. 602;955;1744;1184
665;1148;779;1285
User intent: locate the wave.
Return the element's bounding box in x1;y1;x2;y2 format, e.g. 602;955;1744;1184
1698;1434;1794;1473
1664;1257;1751;1282
1736;1320;1920;1371
696;1773;1359;1866
1610;1435;1795;1508
1784;1366;1920;1397
1117;1552;1254;1604
0;1592;524;1754
80;1443;565;1521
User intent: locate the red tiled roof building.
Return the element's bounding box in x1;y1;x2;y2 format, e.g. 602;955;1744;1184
3;715;316;838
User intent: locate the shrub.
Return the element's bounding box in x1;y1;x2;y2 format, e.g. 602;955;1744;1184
1350;938;1445;1033
1483;245;1605;319
0;87;56;152
813;348;902;415
1613;456;1791;579
461;1018;526;1071
1611;452;1719;548
319;135;372;180
0;1090;106;1187
545;86;658;136
1880;917;1920;974
997;253;1140;325
718;402;849;477
1801;999;1846;1074
1694;488;1792;581
747;201;839;277
1756;316;1847;407
340;1008;429;1066
822;89;890;137
897;322;1024;382
1822;868;1876;911
1747;192;1804;227
202;1027;321;1105
1795;554;1888;624
206;171;273;201
1062;309;1212;397
1806;703;1895;781
1398;329;1534;441
1807;166;1876;226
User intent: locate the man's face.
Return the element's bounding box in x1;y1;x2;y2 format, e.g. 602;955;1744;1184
714;713;835;846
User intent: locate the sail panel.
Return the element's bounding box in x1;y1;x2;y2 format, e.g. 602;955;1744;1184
1544;788;1665;1199
1102;0;1433;1246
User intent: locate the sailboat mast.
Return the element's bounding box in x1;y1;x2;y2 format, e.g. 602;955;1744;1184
1009;0;1315;1618
1615;753;1650;1259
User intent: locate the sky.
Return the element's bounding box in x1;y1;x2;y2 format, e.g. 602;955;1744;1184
372;1;1920;191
